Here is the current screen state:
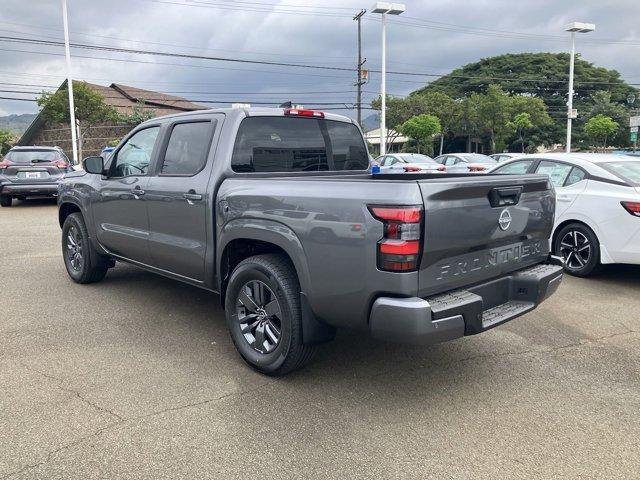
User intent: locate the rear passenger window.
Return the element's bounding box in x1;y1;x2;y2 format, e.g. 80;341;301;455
160;121;213;176
565;167;586;186
231;117;369;173
535;161;573;188
494;160;533;174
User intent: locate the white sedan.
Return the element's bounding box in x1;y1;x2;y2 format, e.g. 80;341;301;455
491;153;640;276
434;153;497;173
491;153;526;162
374;153;446;173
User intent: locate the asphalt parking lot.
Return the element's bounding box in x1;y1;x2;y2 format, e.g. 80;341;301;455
1;200;639;479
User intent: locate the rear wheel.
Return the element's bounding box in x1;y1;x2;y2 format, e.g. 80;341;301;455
62;213;109;284
554;222;601;277
224;254;316;376
0;195;12;207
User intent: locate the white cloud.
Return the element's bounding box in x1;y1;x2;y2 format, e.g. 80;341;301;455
0;0;638;118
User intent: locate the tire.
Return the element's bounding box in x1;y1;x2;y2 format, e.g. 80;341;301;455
0;195;12;207
224;254;316;376
61;212;109;284
554;222;601;277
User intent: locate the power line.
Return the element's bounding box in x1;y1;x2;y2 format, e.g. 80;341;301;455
2;35;639;87
0;22;357;64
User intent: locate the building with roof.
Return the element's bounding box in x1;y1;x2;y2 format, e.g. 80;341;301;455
17;81;204;158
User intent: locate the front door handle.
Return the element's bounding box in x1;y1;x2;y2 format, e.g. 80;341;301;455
183;190;203;205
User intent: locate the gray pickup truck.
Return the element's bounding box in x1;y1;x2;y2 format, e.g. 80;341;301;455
57;107;563;375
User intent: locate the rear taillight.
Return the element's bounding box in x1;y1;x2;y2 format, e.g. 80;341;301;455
468;165;486;172
369;205;423;272
437;165;446;172
621;201;640;217
0;160;11;170
284;108;324;118
403;166;421;172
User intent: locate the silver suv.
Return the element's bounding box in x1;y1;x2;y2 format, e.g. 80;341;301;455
0;146;72;207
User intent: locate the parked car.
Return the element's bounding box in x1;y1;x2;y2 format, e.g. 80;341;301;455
0;146;72;207
57;107;562;375
374;153;446;173
492;153;640;276
491;153;525;162
434;153;497;173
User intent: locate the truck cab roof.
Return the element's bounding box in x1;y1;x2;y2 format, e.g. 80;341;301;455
138;107;356;127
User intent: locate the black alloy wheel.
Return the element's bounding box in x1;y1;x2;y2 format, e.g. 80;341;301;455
235;280;283;354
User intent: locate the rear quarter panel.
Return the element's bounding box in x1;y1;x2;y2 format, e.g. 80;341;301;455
216;177;424;329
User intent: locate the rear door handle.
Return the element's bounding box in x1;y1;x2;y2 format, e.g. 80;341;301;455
183;191;203;205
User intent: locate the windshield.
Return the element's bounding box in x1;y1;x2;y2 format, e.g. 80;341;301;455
461;154;496;165
4;150;63;164
398;154;435;164
600;161;640;186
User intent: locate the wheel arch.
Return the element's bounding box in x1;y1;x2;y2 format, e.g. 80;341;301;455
552;217;614;265
58;201;83;228
217;219;312;305
217;220;334;345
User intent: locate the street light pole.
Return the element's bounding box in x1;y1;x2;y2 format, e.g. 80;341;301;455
380;10;386;155
61;0;78;165
371;2;405;156
564;22;595;153
566;31;575;153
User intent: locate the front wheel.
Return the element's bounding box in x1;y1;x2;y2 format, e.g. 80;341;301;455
224;254;316;376
554;223;601;277
0;195;12;207
62;213;109;284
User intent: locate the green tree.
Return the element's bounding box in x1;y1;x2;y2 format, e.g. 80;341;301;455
0;129;16;155
417;52;637;146
118;101;157;126
37;81;118;158
584;115;619;150
372;92;461;154
408;91;461;155
578;90;630;148
398;114;441;155
507;112;534;153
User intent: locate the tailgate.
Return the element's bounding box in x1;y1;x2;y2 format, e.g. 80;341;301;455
417;174;554;297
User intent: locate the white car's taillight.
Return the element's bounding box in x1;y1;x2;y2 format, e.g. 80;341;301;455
621;201;640;217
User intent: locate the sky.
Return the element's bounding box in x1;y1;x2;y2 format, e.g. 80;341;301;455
0;0;639;119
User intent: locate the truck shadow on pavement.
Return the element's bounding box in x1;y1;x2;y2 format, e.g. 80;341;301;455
98;263;562;385
98;259;640;394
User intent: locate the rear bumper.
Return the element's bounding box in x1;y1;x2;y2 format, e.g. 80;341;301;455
0;183;59;196
369;258;563;345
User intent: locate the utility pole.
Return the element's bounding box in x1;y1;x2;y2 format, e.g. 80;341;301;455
353;9;366;126
61;0;78;165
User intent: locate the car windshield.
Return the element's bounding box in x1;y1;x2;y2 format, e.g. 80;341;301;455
600;161;640;186
461;154;496;165
398;154;435;164
4;150;61;163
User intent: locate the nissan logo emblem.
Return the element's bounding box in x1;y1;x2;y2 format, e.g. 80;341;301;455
498;209;512;231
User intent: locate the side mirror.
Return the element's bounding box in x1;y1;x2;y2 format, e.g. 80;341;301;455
82;156;104;175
